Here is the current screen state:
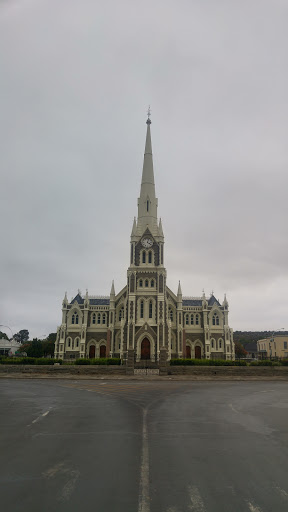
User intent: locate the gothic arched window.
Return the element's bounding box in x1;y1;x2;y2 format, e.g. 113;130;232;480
139;279;143;287
119;306;124;321
142;252;146;263
185;314;189;325
190;314;194;325
148;251;152;263
97;313;101;324
102;314;106;324
140;300;144;319
151;279;154;288
145;279;149;287
92;313;96;324
169;308;173;322
195;314;199;325
72;313;79;325
149;301;153;319
212;313;219;326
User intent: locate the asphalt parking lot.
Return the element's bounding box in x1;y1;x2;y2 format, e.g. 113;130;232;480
1;379;288;512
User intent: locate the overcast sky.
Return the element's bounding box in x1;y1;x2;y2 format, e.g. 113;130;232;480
1;0;287;339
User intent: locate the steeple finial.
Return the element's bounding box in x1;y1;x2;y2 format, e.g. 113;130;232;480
131;217;137;237
177;280;182;297
137;116;157;233
110;280;115;297
147;105;151;125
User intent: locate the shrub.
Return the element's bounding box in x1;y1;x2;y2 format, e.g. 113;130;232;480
75;358;121;365
250;360;273;366
34;358;62;365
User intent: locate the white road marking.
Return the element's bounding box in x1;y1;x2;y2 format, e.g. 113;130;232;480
43;462;65;478
59;469;80;502
229;403;238;414
138;407;150;512
28;409;51;427
188;485;206;511
275;485;288;498
43;462;79;502
247;502;263;512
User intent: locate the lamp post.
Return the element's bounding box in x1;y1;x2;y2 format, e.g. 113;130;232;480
270;328;285;359
0;324;14;340
0;325;15;357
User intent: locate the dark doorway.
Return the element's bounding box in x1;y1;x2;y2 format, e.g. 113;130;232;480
89;345;95;359
195;346;201;359
141;338;150;360
186;345;191;359
100;345;106;358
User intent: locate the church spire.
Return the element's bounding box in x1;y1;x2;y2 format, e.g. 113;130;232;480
137;114;158;234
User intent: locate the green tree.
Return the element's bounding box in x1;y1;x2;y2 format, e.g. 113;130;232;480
14;329;29;344
26;339;43;358
42;333;56;357
235;341;248;358
0;331;9;341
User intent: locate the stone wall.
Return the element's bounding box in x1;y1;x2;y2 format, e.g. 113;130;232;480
167;365;288;377
0;365;126;376
1;364;288;379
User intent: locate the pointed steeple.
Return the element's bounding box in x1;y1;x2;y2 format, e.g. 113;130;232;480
131;217;137;237
177;281;182;298
159;218;164;237
137;116;158;234
110;280;115;297
84;289;89;308
62;291;68;308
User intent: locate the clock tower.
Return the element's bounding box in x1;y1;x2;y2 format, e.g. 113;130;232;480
127;116;167;362
55;115;235;364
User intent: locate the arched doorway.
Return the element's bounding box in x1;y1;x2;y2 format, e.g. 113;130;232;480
141;338;150;360
195;346;202;359
186;345;191;359
100;345;106;358
89;345;95;358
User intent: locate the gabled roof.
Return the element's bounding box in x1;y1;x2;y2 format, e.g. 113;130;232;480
208;295;221;307
183;299;202;306
71;293;83;304
70;294;110;306
90;298;110;305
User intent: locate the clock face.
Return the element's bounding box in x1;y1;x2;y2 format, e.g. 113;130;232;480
141;237;153;248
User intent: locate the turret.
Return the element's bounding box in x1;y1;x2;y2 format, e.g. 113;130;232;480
177;281;182;303
62;291;68;308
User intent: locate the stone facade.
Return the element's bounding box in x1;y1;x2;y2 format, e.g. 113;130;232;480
54;118;235;362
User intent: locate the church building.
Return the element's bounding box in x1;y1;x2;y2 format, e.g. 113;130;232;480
54;117;235;362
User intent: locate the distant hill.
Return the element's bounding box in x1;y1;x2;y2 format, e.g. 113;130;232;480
234;331;288;346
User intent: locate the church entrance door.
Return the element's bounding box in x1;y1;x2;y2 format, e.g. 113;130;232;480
89;345;95;359
100;345;106;358
195;346;201;359
186;346;191;359
141;338;150;360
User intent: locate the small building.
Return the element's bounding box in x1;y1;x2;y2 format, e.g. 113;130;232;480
257;335;288;360
244;342;258;359
0;338;22;357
